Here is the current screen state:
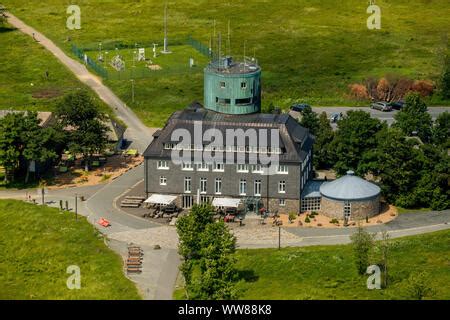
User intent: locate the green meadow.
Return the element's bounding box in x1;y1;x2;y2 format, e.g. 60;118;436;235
2;0;450;127
0;199;141;299
174;229;450;300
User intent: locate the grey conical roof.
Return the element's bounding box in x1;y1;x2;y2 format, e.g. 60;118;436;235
320;171;380;201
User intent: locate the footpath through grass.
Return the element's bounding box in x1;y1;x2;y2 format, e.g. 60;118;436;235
174;229;450;300
0;23;117;118
3;0;449;127
0;199;141;299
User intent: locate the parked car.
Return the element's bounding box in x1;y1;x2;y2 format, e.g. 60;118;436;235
389;100;405;110
370;101;392;112
290;103;310;112
330;112;343;123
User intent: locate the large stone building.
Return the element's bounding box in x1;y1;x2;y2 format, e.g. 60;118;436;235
144;57;314;213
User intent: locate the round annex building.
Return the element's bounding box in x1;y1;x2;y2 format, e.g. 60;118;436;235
319;171;381;220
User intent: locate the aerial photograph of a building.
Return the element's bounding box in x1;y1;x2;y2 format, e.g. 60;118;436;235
0;0;449;314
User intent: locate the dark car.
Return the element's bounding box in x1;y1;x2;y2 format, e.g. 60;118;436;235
290;103;310;113
370;101;392;112
389;101;405;110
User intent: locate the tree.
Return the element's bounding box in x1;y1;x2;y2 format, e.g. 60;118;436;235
0;113;23;182
350;224;375;275
330;110;384;175
176;204;215;260
55;90;109;171
360;127;421;205
403;271;435;300
21;114;59;183
394;92;432;142
313;112;334;169
377;231;392;288
299;105;320;136
440;53;450;99
412;144;450;210
432;111;450;148
194;222;238;300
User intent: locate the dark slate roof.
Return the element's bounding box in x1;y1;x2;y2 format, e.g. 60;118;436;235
144;104;312;164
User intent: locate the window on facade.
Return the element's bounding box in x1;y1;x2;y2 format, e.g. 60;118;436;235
239;179;247;195
235;98;252;105
184;177;192;193
278;181;286;193
252;164;263;173
301;197;321;212
215;178;222;194
277;165;288;174
159;176;167;186
197;163;209;171
279;199;286;207
200;196;211;204
217;98;231;105
254;180;261;196
200;178;207;193
164;143;175;150
213;162;224;172
182;196;194;209
157;160;169;169
182;162;193;171
241;82;247;89
237;164;249;172
344;201;351;218
220;81;226;88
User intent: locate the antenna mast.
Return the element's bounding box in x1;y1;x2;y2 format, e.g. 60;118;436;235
162;3;171;54
227;20;231;57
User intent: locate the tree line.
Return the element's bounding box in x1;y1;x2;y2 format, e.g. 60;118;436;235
299;92;449;210
0;90;110;184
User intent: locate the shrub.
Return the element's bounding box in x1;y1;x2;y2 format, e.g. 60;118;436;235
330;218;339;224
288;212;297;222
304;216;311;223
411;80;434;97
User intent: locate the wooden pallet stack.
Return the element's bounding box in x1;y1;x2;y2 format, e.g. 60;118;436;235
126;245;143;274
120;196;146;208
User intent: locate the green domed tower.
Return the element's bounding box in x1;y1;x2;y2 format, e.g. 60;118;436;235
204;56;261;114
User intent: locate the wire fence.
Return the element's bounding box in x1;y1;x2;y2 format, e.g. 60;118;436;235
71;36;213;81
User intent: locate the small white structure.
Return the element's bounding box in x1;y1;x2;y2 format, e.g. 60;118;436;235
145;194;177;206
212;197;241;208
138;48;146;61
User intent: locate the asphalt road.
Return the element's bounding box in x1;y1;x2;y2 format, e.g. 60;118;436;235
290;106;450;129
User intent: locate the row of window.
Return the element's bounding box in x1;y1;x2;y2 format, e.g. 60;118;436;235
219;81;248;89
159;176;287;196
181;195;286;209
163;144;283;155
216;97;253;106
157;161;288;174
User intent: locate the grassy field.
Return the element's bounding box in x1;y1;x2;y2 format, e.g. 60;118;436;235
0;199;141;299
174;229;450;300
0;23;117;117
3;0;449;127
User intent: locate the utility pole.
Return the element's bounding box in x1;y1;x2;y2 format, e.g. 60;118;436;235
130;79;135;103
75;194;78;221
278;226;281;250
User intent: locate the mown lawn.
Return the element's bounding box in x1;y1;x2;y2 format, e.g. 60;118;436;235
0;23;117;118
3;0;449;127
0;199;141;299
174;229;450;300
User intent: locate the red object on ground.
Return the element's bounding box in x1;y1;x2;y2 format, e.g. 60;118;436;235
97;218;111;227
224;215;235;223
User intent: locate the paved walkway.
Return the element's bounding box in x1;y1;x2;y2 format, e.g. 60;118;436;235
6;13;155;153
